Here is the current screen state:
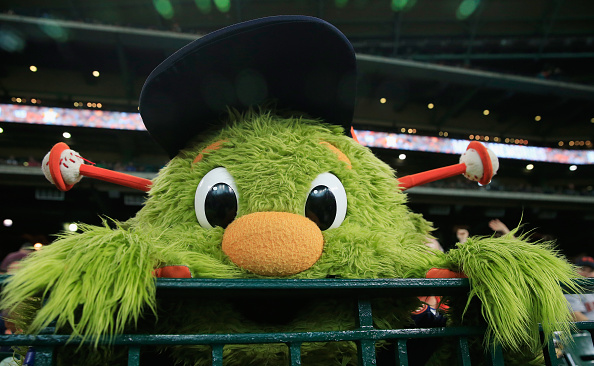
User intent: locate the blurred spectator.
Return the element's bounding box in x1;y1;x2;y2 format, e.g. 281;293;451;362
425;237;444;252
454;225;470;244
5;156;17;166
124;162;137;172
565;256;594;321
488;219;519;239
488;219;511;236
488;219;558;242
26;156;41;167
0;243;35;274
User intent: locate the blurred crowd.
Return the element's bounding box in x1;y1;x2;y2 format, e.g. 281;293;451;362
0;103;145;131
0;155;165;173
422;175;594;197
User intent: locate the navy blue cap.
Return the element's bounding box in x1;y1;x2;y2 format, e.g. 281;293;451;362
139;15;357;158
575;256;594;269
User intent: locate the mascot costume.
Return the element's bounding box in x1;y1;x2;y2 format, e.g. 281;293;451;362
0;15;581;366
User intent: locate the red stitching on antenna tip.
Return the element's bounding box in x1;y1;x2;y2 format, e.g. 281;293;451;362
76;155;96;165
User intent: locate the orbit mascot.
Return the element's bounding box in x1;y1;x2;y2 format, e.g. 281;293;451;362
1;16;580;366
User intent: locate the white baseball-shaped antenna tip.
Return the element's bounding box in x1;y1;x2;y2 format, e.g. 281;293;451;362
59;149;84;185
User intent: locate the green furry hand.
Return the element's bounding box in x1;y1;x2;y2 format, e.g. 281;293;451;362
445;233;580;352
0;223;160;344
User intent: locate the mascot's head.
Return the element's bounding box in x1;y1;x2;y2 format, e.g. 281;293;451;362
134;15;438;278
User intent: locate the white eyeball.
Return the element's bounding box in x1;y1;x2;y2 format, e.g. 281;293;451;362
195;167;239;229
304;172;347;230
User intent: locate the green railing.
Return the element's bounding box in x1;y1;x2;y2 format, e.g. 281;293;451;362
0;277;592;366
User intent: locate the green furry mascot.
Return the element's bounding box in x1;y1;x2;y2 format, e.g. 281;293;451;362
1;16;580;366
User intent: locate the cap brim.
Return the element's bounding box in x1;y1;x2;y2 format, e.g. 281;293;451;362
139;15;357;158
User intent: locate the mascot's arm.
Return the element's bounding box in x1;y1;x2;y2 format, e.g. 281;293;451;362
0;221;160;345
442;231;580;352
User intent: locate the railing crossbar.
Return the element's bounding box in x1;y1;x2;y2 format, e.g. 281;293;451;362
0;278;590;366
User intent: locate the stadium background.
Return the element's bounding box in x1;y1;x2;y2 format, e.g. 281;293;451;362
0;0;593;257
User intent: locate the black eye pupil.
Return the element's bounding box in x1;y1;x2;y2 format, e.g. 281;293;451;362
204;183;237;228
305;185;337;231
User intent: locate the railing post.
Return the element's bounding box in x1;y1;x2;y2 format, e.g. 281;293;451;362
211;344;224;366
127;346;140;366
542;333;559;366
395;339;409;366
29;347;53;366
288;342;302;366
456;337;472;366
34;324;55;366
356;298;377;366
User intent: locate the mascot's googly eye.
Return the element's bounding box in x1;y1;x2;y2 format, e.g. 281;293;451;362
195;167;239;229
305;172;347;231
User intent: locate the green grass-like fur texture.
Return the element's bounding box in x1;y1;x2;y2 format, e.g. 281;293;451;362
1;221;160;344
445;231;580;353
0;109;580;365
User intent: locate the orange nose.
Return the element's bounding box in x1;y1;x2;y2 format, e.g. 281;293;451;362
221;212;324;276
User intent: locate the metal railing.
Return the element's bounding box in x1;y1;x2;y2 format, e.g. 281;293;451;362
0;277;592;366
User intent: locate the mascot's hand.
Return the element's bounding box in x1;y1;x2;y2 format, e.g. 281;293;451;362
425;268;467;279
0;223;161;344
445;234;580;352
152;265;193;278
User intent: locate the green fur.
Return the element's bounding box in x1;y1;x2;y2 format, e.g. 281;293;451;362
2;222;160;344
445;231;580;352
0;109;579;365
